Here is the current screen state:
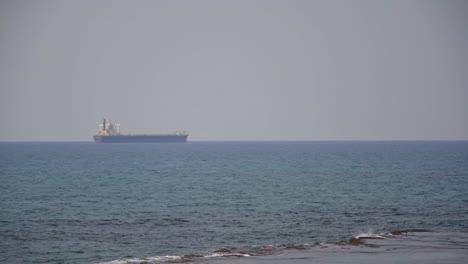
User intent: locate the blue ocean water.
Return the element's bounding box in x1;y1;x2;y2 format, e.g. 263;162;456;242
0;141;467;263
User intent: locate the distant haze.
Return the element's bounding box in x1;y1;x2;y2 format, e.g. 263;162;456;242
1;0;467;141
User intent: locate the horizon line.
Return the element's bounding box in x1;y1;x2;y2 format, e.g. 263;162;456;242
1;139;468;143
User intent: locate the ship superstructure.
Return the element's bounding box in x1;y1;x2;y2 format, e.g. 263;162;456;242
93;119;188;143
96;119;121;136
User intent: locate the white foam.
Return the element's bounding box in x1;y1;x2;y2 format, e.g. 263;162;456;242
205;252;251;258
98;255;182;264
354;233;385;239
352;228;386;239
147;255;182;261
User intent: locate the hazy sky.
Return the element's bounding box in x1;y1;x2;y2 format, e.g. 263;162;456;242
1;0;467;141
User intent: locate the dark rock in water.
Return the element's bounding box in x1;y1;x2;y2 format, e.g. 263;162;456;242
214;248;232;253
182;254;203;259
333;240;348;246
390;229;432;235
250;247;275;256
349;236;384;246
284;244;308;250
349;237;363;246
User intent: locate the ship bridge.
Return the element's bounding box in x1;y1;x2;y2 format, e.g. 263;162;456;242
96;119;120;136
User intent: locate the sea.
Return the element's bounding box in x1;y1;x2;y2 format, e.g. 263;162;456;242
0;141;467;263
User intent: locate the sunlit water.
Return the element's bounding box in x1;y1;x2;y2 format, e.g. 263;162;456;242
1;141;467;263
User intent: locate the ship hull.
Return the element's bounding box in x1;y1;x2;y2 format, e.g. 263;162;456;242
94;135;188;143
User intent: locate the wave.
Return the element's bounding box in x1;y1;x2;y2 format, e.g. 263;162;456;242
97;229;468;264
99;255;183;264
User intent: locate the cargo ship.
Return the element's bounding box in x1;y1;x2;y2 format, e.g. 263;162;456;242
93;119;188;143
